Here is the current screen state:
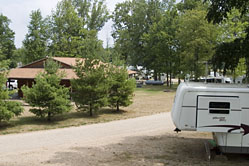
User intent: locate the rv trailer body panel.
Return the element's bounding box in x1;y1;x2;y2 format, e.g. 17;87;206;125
171;82;249;132
171;82;249;154
197;96;241;133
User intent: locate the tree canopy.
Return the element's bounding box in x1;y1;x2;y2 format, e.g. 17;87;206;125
206;0;249;24
0;14;16;68
1;0;249;82
23;10;49;64
49;0;104;59
0;61;23;122
71;58;110;116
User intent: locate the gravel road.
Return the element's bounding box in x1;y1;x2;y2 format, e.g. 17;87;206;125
0;112;174;166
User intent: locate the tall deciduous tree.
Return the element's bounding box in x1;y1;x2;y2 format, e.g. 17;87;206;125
71;58;110;116
112;0;163;65
13;47;26;67
22;58;72;121
218;9;249;43
177;0;202;12
212;39;242;76
206;0;249;24
206;0;249;82
142;3;179;84
0;14;16;68
211;9;248;77
49;0;103;58
72;0;109;31
23;10;49;64
177;5;218;80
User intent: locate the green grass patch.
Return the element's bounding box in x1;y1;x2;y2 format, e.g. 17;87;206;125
135;84;178;93
0;109;129;135
0;90;176;135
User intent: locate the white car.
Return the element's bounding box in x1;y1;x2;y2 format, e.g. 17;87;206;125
6;79;18;89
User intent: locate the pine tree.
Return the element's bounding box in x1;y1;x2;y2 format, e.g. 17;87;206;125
0;60;23;123
108;66;135;111
71;58;110;116
22;58;72;121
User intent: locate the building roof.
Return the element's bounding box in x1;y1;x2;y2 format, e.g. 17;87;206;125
7;57;124;80
20;57;84;68
8;68;77;80
51;57;80;67
128;70;137;75
8;57;82;80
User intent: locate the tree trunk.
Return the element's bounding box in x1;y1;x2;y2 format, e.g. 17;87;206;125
154;70;157;81
246;57;249;83
170;62;172;88
232;69;236;83
214;69;217;77
194;49;199;81
223;67;227;76
89;103;93;116
178;68;181;84
166;72;169;87
117;101;119;112
170;72;172;88
48;112;51;121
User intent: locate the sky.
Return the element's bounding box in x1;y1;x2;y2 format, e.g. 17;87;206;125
0;0;124;48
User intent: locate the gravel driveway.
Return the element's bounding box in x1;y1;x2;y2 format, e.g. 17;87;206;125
0;112;174;166
1;112;248;166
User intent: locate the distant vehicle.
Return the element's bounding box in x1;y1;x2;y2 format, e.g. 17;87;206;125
6;79;17;89
172;82;249;154
145;80;164;85
198;76;232;83
136;80;143;88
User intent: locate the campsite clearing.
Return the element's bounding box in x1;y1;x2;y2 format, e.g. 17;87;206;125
0;85;175;134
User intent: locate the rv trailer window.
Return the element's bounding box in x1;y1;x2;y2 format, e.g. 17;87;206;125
209;102;230;109
209;109;229;114
209;102;230;114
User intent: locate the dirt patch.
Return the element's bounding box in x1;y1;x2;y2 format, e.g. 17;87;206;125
48;132;249;166
126;90;175;116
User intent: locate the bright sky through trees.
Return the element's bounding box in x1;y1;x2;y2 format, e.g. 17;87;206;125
0;0;124;48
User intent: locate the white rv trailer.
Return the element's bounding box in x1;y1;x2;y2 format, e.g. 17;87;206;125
171;82;249;154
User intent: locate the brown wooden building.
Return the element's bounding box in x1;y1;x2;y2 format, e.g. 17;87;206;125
8;57;79;97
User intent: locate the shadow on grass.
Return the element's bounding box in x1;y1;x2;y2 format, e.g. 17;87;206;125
55;108;127;121
0;116;60;130
99;108;127;115
48;133;249;166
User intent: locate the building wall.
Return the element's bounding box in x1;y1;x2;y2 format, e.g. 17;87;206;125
18;79;71;98
18;79;34;97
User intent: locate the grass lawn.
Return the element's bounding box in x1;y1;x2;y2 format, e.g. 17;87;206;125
0;84;177;135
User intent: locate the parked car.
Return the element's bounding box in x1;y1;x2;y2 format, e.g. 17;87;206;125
145;80;164;85
6;79;18;89
136;80;143;88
